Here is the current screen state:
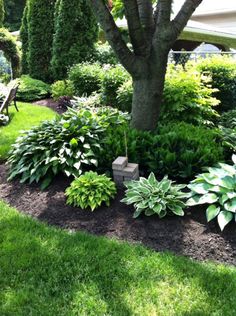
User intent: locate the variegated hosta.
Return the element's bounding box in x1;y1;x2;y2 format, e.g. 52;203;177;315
187;154;236;231
121;173;187;218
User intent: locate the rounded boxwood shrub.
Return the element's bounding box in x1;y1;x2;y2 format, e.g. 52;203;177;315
13;75;51;102
68;62;103;96
197;56;236;112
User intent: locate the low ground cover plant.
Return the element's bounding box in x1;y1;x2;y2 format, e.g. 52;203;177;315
65;171;116;210
121;173;187;218
187;155;236;231
12;75;51;101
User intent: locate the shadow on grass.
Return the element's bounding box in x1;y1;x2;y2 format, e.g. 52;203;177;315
0;204;236;315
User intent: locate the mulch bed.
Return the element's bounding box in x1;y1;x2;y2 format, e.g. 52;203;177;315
0;163;236;266
33;99;66;115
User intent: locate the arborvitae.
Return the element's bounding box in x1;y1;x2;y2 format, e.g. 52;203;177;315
51;0;98;80
0;0;4;27
3;0;25;31
20;3;29;74
27;0;55;82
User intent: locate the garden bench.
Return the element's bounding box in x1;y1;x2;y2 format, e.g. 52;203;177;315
0;84;19;117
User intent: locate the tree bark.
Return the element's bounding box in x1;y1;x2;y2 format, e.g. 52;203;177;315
131;53;168;130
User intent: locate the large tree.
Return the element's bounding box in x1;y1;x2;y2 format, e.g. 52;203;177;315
88;0;203;130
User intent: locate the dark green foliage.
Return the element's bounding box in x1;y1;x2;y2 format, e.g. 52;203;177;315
0;28;20;78
68;63;103;96
100;65;130;106
122;173;187;218
3;0;26;31
51;0;98;80
20;3;29;74
13;75;51;101
218;110;236;129
65;171;117;211
51;80;74;100
100;122;225;179
0;0;4;27
27;0;55;82
197;56;236;112
117;80;132;112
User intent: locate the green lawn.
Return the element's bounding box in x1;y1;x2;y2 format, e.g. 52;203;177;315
0;102;55;160
0;201;236;315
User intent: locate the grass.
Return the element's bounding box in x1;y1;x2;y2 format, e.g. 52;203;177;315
0;200;236;315
0;102;55;160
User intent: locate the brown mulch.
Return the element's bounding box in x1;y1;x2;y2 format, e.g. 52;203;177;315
33;98;66;115
0;163;236;266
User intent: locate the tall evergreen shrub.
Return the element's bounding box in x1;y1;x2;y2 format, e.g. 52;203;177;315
20;3;29;74
0;0;4;27
51;0;98;80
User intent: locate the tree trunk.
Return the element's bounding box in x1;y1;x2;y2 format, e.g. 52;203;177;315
131;56;168;131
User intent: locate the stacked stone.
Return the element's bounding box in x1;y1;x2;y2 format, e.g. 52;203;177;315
112;157;139;186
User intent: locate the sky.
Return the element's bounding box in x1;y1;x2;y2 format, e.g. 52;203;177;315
173;0;236;14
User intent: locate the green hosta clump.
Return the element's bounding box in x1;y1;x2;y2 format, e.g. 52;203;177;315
0;114;9;126
65;171;117;211
187;155;236;231
121;173;187;218
8;108;105;189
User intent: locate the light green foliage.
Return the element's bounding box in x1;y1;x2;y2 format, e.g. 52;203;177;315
27;0;55;82
0;113;9;126
161;65;220;125
51;0;98;80
90;43;118;65
0;28;20;78
100;64;130;106
68;62;103;96
122;173;187;218
12;75;51;102
0;102;55;160
187;155;236;231
65;171;116;210
1;201;236;315
51;80;75;100
197;56;236;112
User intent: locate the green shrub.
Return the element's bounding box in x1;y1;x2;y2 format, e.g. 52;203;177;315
90;43;118;65
99;122;225;179
51;80;75;101
197;56;236;112
121;173;187;218
68;63;103;96
218;110;236;129
100;65;130;106
65;171;116;210
51;0;98;80
187;154;236;231
12;75;51;102
117;80;133;112
161;66;220;125
0;0;4;27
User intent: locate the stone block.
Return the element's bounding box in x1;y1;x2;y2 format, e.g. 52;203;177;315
112;156;128;171
122;163;139;176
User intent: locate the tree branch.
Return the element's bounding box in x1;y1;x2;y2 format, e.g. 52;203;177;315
137;0;155;33
156;0;172;26
123;0;147;55
88;0;140;75
171;0;203;38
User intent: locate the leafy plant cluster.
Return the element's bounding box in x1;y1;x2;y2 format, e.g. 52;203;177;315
12;75;51;101
0;113;9;126
197;56;236;112
8;106;129;189
65;171;116;210
51;80;75;101
122;173;187;218
89;42;118;65
187;155;236;231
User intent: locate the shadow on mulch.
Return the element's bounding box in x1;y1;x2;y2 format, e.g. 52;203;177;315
33;98;66;115
0;163;236;266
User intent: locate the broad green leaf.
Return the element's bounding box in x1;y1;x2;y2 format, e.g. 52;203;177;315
169;205;184;216
198;193;218;204
153;204;162;214
217;211;233;231
40;177;52;190
133;208;143;218
206;205;220;222
145;209;155;216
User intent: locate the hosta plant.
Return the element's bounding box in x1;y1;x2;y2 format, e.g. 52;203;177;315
121;173;187;218
65;171;117;211
187;154;236;231
0;114;9;126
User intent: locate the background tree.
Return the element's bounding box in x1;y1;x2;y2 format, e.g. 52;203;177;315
51;0;98;80
88;0;203;130
3;0;26;31
20;3;29;74
0;0;4;27
27;0;55;82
